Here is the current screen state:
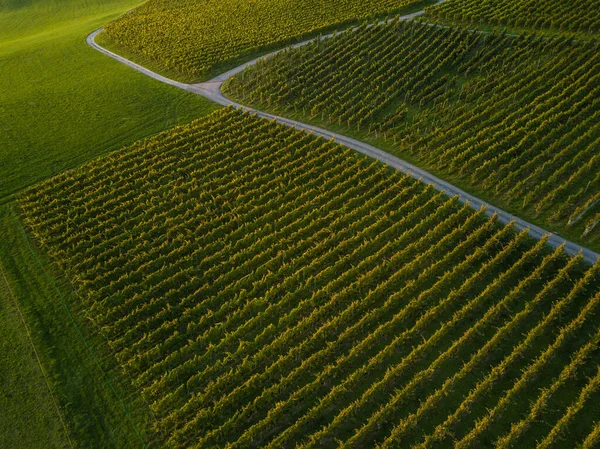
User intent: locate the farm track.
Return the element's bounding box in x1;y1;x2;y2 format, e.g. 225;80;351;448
86;5;600;265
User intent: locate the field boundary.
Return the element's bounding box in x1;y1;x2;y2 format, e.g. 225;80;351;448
11;206;150;449
0;262;75;449
86;5;599;265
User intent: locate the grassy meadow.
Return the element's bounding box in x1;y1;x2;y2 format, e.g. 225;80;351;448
0;0;219;202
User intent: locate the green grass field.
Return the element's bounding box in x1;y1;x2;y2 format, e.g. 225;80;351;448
0;258;69;449
0;0;219;202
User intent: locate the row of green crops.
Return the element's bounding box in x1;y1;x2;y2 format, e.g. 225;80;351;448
100;0;428;80
223;21;600;248
20;108;600;448
424;0;600;37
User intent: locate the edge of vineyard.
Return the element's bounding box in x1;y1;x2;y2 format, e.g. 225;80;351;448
0;203;157;449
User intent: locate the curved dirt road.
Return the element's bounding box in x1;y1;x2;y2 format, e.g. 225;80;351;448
86;8;599;265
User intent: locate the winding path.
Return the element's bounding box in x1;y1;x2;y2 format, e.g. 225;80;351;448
86;7;600;265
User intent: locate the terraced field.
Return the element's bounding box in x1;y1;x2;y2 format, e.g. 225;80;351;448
99;0;428;80
424;0;600;37
223;21;600;248
21;108;600;448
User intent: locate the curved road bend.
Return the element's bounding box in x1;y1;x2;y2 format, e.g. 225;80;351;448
86;7;600;265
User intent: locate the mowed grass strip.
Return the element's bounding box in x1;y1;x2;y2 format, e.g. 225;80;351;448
0;259;71;449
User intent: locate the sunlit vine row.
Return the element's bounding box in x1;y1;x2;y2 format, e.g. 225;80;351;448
21;108;600;448
425;0;600;37
224;20;600;245
101;0;423;79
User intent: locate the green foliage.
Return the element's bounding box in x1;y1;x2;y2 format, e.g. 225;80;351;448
101;0;428;80
20;108;600;448
424;0;600;37
223;21;600;247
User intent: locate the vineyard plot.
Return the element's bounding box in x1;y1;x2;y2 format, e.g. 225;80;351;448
224;21;600;247
100;0;425;80
21;109;600;448
424;0;600;38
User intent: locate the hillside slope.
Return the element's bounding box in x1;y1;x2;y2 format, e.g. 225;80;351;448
0;0;218;201
100;0;431;80
21;108;600;448
224;21;600;250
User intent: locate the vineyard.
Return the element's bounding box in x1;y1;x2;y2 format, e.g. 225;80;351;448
424;0;600;37
100;0;425;80
20;108;600;448
223;21;600;248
